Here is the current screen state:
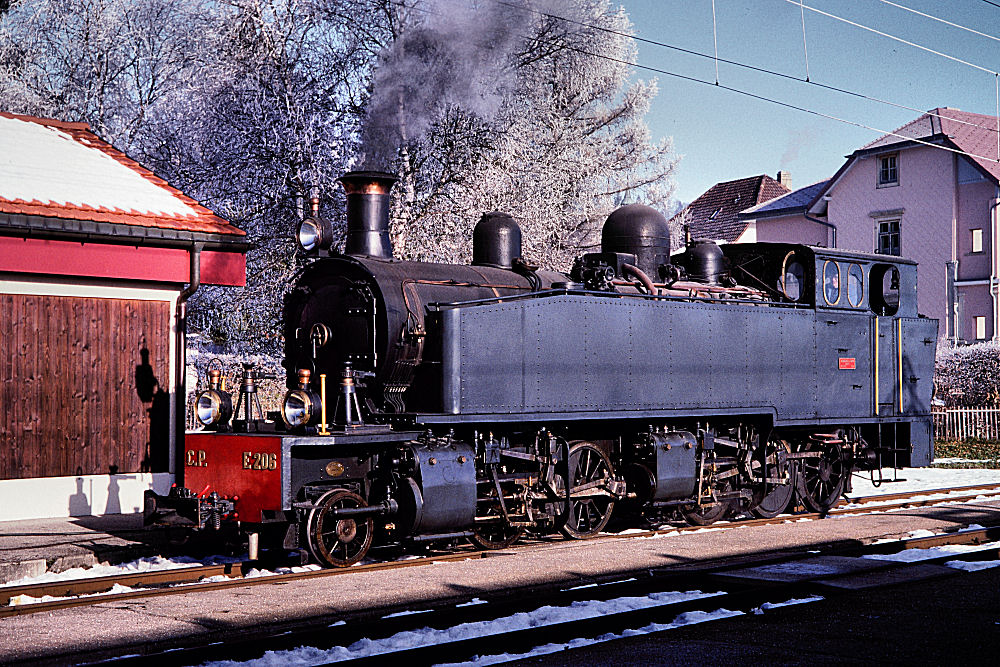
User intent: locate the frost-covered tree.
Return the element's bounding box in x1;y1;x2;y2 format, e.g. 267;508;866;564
0;0;680;351
935;342;1000;407
360;0;678;269
0;0;372;352
141;0;372;352
0;0;210;148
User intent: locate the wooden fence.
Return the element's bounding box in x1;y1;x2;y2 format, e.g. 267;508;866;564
933;407;1000;440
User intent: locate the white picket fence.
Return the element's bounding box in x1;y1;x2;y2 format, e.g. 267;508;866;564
933;407;1000;440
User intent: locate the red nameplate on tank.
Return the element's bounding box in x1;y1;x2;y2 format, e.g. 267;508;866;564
183;433;282;523
839;358;856;370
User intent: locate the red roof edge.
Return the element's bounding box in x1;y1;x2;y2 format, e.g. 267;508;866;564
0;111;91;131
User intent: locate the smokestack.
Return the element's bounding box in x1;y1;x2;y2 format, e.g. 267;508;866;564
776;170;792;190
337;171;398;258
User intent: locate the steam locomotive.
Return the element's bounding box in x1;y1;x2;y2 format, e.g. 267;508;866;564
147;171;938;566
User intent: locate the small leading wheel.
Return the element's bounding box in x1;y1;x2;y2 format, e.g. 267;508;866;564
750;438;796;519
470;523;524;550
306;489;373;567
796;439;851;513
470;483;524;550
558;442;616;539
681;479;734;526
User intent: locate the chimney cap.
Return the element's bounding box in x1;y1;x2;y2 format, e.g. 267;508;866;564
337;171;398;195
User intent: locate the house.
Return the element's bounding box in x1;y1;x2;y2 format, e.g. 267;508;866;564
808;107;1000;343
738;179;833;247
0;112;247;521
670;173;791;244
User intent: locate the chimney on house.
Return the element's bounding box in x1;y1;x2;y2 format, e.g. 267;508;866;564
776;171;792;189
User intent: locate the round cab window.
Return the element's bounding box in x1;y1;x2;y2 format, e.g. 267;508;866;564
823;261;841;305
781;255;806;302
847;264;865;307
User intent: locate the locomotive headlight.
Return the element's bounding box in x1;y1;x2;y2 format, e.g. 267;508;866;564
282;369;323;429
196;389;233;427
281;389;322;428
297;216;333;253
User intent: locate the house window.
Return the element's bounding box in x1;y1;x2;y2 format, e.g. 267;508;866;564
877;219;900;256
878;154;898;187
976;316;987;340
972;228;984;254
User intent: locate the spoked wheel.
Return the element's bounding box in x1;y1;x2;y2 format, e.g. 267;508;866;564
558;442;616;539
470;522;524;550
796;438;852;513
750;438;796;519
306;489;373;567
681;479;734;526
470;483;524;550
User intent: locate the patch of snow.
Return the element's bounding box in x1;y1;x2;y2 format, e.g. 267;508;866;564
440;608;746;666
0;555;228;588
382;609;434;618
9;583;137;606
849;468;1000;497
751;595;825;614
945;559;1000;572
862;540;1000;563
456;598;487;608
197;590;724;666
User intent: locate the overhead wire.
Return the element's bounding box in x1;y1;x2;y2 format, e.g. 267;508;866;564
556;41;1000;164
798;0;811;81
876;0;1000;44
487;0;999;134
391;0;1000;163
787;0;998;75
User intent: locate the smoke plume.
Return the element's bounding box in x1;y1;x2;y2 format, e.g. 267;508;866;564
360;0;536;169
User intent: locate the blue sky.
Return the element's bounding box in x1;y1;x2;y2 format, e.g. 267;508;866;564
619;0;1000;204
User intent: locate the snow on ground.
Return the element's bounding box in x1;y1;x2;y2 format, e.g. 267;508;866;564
198;590;726;667
862;539;1000;565
0;555;227;589
4;557;323;607
848;466;1000;497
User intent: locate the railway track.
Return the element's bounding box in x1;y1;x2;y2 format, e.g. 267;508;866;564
79;524;1000;666
3;482;999;619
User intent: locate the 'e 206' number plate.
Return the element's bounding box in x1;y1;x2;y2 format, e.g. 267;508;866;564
242;452;278;470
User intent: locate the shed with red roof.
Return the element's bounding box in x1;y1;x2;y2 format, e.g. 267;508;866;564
0;112;247;520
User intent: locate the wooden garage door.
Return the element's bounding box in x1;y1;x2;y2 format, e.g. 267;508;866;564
1;294;171;479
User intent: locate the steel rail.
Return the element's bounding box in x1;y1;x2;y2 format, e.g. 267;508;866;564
80;525;1000;667
3;483;999;617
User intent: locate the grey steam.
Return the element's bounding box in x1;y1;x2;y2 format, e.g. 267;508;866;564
360;0;571;170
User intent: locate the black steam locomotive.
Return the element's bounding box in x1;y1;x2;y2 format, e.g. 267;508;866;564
148;171;938;566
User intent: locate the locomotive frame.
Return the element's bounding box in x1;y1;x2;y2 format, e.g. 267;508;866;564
147;171;938;566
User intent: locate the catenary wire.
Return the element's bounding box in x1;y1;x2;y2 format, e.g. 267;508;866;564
392;0;1000;162
876;0;1000;43
558;42;1000;164
788;0;998;75
487;0;999;134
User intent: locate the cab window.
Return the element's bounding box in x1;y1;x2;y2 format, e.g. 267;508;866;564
781;252;806;302
823;261;841;305
871;264;900;316
847;264;865;307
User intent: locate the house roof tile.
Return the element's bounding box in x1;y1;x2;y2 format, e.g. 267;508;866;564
670;175;790;242
0;112;244;240
861;107;1000;182
740;180;830;218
